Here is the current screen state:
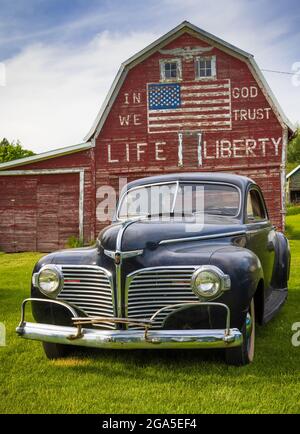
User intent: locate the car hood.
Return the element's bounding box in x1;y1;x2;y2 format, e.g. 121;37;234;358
99;216;246;251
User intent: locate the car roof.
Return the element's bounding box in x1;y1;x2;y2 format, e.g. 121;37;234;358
124;172;255;192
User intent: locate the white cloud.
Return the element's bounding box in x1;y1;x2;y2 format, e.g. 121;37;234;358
0;1;299;154
0;30;157;153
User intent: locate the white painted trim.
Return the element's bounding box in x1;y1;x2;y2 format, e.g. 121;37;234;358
197;132;203;166
159;58;182;81
0;168;85;241
84;20;295;141
0;142;92;170
195;55;217;80
0;168;84;176
248;57;295;132
286;164;300;179
79;171;85;240
177;132;183;167
281;127;289;229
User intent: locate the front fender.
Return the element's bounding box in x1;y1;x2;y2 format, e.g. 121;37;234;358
209;245;263;328
30;247;101;325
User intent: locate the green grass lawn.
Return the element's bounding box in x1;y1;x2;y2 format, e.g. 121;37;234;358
0;221;300;414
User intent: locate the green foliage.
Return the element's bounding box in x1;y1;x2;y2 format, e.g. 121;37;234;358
286;204;300;216
0;138;35;163
287;128;300;164
285;214;300;239
286;161;299;176
66;236;84;248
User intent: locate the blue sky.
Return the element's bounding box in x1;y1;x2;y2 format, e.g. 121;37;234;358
0;0;299;152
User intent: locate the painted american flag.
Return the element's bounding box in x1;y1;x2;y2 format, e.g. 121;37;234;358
147;79;232;133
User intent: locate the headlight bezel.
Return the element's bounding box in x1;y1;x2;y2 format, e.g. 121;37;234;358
191;265;231;300
33;265;64;298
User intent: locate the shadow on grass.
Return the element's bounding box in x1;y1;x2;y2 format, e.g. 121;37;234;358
47;305;299;382
75;346;225;366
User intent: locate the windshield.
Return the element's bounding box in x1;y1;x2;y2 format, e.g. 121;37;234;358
117;182;240;220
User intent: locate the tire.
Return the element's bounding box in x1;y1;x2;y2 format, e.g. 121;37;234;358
42;341;72;359
225;299;255;366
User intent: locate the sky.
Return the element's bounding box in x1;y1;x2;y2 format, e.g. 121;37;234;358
0;0;299;153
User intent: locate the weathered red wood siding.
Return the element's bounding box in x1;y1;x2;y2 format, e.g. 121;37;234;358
0;149;95;252
0;173;79;252
11;149;96;242
94;32;285;232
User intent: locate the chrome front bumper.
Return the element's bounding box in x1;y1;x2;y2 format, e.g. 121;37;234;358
16;298;243;349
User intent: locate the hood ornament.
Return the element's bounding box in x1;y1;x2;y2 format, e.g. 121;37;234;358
114;252;121;265
103;218;145;265
104;249;143;264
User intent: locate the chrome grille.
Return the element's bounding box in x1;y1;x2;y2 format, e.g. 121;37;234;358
127;267;198;329
57;265;115;330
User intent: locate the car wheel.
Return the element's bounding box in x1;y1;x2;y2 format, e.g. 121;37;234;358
225;299;255;366
42;341;72;359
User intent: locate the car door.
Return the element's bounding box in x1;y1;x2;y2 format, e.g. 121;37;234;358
245;185;276;298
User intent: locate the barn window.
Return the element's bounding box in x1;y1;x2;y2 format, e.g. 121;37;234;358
160;59;182;81
195;56;216;79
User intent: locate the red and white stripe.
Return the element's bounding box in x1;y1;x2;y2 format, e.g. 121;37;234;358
147;79;232;133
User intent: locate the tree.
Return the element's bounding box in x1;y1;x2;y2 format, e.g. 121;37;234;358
0;138;35;163
287;128;300;164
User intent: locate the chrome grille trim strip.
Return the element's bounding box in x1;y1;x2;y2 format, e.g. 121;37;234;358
57;265;116;330
126;266;199;329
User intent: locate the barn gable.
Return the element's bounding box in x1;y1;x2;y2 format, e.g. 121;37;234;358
85;21;294;142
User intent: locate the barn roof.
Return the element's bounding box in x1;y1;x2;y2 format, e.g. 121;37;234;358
84;20;295;141
286;165;300;179
0;141;92;170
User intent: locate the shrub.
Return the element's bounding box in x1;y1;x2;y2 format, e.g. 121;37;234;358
66;236;84;248
286;205;300;216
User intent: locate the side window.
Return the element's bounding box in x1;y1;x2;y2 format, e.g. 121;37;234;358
195;55;216;79
246;189;267;222
160;59;182;81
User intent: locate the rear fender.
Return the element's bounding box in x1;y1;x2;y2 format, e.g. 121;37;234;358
271;232;290;289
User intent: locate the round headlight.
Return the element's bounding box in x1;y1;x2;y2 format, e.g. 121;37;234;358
191;266;230;299
37;265;63;297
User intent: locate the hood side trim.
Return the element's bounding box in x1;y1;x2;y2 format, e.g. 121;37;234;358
159;230;246;246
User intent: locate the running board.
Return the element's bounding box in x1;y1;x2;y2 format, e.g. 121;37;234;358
263;288;288;324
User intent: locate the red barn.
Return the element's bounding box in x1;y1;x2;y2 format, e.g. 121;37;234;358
0;21;294;252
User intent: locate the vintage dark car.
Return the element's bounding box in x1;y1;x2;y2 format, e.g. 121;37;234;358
16;173;290;365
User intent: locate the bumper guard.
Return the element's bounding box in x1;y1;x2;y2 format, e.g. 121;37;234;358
16;298;243;349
